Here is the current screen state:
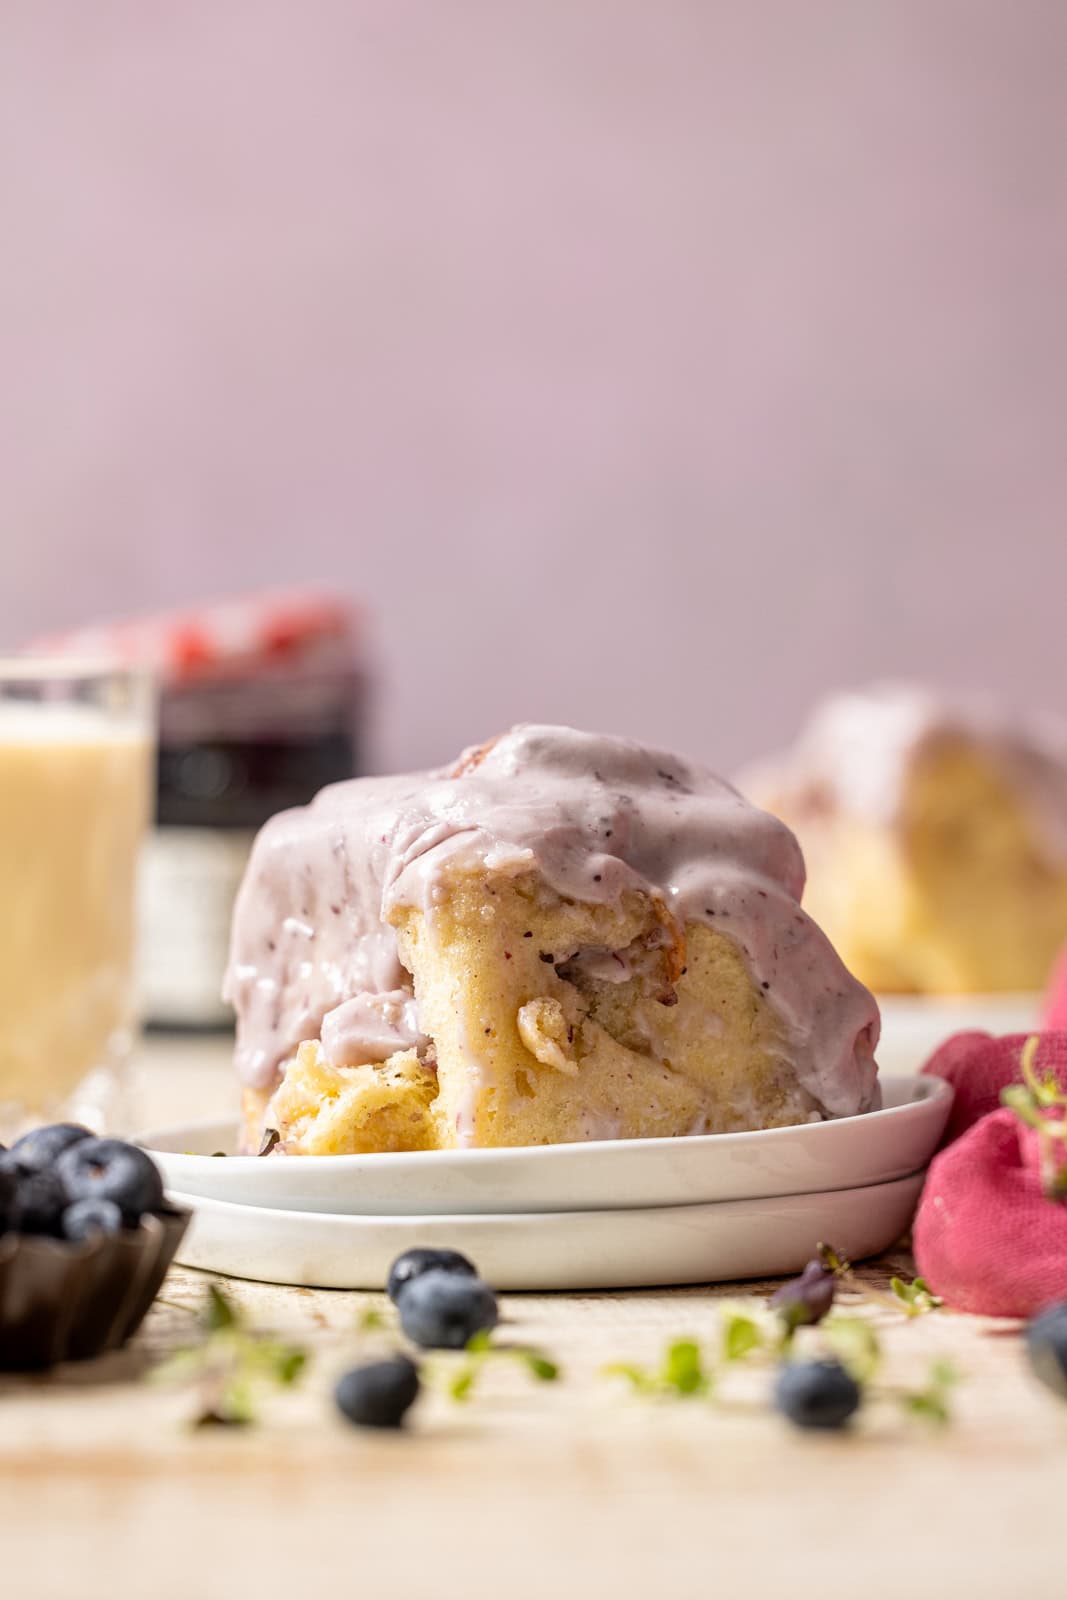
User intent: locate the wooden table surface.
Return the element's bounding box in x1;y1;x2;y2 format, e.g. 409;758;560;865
1;1038;1063;1600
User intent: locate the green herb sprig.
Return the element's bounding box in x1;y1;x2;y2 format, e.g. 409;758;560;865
442;1329;561;1403
602;1293;961;1429
604;1337;712;1399
816;1244;942;1318
153;1284;308;1427
897;1359;960;1426
1001;1035;1067;1201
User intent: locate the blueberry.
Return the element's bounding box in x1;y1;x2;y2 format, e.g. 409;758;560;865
10;1123;93;1172
387;1247;478;1305
1025;1301;1067;1401
774;1359;862;1431
56;1139;164;1224
334;1356;421;1429
62;1196;125;1243
12;1168;70;1235
397;1269;498;1350
770;1261;837;1330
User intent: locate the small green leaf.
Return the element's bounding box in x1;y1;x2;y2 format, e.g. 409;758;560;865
816;1242;851;1277
218;1373;257;1426
1001;1085;1043;1128
357;1306;386;1333
663;1339;709;1397
889;1275;943;1316
822;1316;882;1383
520;1352;560;1382
899;1357;960;1426
929;1357;960;1389
449;1367;477;1402
602;1362;656;1394
722;1313;763;1362
900;1391;950;1426
204;1284;240;1333
465;1329;493;1355
274;1348;307;1386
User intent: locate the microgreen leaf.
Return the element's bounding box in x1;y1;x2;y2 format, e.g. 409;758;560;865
602;1362;657;1394
519;1351;560;1382
357;1306;387;1333
437;1331;562;1404
274;1348;307;1385
1002;1036;1067;1202
449;1368;477;1403
889;1276;943;1317
603;1339;710;1399
204;1284;240;1333
722;1312;763;1362
663;1339;709;1396
821;1316;882;1383
816;1242;851;1277
156;1286;308;1428
899;1358;960;1426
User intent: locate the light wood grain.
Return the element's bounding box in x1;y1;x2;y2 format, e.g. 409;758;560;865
0;1040;1063;1600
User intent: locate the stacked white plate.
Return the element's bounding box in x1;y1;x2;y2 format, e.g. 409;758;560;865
140;1073;952;1292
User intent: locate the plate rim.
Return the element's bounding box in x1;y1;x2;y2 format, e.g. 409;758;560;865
139;1072;952;1169
167;1166;928;1230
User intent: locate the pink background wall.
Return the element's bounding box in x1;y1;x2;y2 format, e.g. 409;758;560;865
3;2;1066;774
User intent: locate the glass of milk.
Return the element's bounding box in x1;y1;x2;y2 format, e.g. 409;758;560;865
0;662;154;1136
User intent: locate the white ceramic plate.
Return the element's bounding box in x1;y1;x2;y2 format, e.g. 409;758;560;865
140;1074;951;1217
875;991;1041;1077
168;1171;925;1291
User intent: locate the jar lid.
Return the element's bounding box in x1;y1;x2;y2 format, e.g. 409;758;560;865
26;589;363;687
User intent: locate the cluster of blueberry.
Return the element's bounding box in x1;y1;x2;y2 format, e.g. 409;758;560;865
332;1244;1067;1434
767;1258;861;1430
335;1248;496;1429
772;1259;1067;1428
0;1123;166;1242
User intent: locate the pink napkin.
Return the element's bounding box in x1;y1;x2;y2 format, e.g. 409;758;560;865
914;1031;1067;1317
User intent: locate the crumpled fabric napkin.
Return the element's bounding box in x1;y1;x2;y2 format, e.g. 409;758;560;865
913;1031;1067;1317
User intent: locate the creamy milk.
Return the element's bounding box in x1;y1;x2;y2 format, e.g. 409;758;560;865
0;701;152;1111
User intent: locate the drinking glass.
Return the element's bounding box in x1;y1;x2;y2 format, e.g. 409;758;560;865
0;661;154;1137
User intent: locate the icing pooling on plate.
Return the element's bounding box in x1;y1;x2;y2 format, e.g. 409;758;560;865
224;725;880;1118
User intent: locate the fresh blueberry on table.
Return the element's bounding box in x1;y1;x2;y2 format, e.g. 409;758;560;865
774;1359;862;1431
11;1168;71;1235
335;1356;421;1429
10;1123;93;1173
398;1269;499;1350
62;1196;126;1242
770;1260;837;1330
56;1138;164;1224
1025;1301;1067;1401
387;1247;478;1305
